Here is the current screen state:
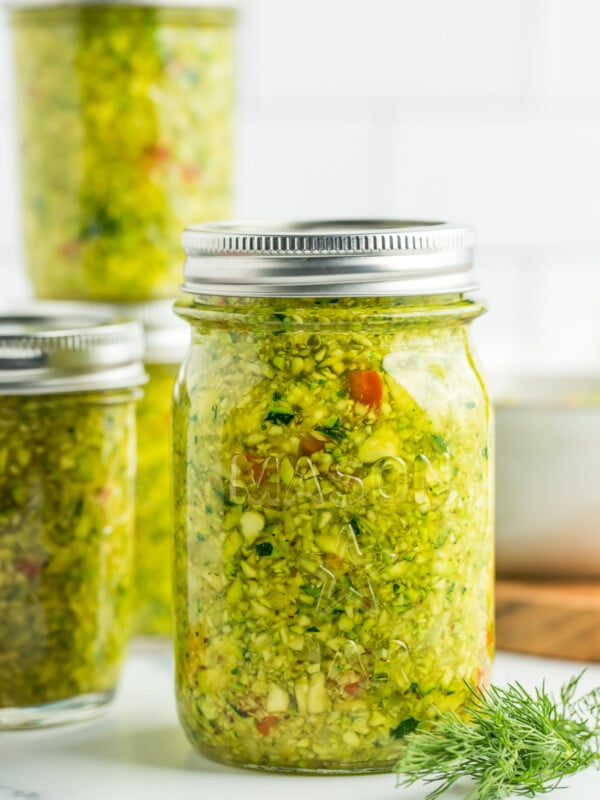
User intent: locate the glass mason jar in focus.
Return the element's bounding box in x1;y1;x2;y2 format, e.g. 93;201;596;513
0;310;146;729
128;301;189;637
8;1;236;302
172;221;494;773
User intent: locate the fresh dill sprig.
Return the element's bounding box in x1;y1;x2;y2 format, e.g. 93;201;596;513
394;672;600;800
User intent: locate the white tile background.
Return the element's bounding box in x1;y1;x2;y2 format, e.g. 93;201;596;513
1;0;600;376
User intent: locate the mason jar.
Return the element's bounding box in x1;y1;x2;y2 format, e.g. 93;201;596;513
128;301;189;637
0;310;146;728
172;220;494;773
8;1;236;302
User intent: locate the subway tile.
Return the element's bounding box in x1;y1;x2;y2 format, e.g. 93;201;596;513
0;14;20;259
0;123;20;253
0;17;13;118
244;0;525;103
0;245;29;305
524;250;600;373
534;0;600;98
470;248;529;377
236;111;380;218
472;246;600;382
386;113;600;248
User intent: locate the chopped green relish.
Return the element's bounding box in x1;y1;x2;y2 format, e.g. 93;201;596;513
134;363;179;636
11;6;234;301
0;392;136;711
172;295;493;773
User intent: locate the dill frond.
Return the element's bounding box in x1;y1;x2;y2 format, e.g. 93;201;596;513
394;672;600;800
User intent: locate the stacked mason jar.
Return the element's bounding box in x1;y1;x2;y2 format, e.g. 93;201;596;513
1;0;236;727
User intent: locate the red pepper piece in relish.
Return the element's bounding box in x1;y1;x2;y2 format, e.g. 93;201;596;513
349;370;383;408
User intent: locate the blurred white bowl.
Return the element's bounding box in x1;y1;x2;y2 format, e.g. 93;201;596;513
495;375;600;578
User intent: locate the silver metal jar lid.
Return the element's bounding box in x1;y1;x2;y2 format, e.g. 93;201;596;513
181;220;478;298
0;308;146;395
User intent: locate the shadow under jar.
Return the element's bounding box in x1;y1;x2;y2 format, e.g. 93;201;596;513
8;1;236;302
172;220;494;773
0;310;146;729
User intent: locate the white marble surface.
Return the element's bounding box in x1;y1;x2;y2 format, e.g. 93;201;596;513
1;648;600;800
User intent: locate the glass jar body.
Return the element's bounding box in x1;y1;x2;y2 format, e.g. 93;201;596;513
134;361;179;636
172;295;494;773
10;6;235;301
0;390;137;729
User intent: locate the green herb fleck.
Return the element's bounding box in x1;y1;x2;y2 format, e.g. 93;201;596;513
434;531;449;549
73;497;84;519
430;433;449;454
256;542;273;557
315;416;345;441
229;703;249;718
265;410;295;426
391;717;419;740
301;585;321;598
